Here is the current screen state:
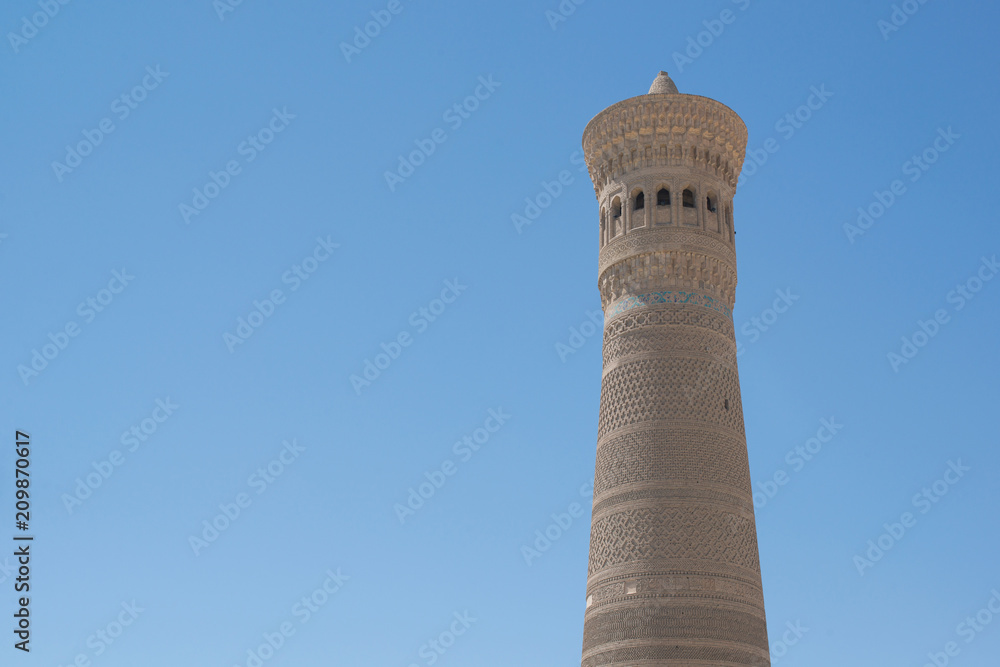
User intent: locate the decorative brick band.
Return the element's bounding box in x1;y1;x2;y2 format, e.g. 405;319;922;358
605;290;732;319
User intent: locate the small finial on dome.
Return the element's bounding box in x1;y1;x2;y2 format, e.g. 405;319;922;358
648;71;679;95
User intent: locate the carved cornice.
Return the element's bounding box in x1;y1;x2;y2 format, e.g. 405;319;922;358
583;94;748;190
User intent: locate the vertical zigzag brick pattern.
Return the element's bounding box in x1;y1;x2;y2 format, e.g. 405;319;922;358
580;80;770;667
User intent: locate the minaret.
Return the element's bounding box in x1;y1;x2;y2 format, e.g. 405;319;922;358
579;72;770;666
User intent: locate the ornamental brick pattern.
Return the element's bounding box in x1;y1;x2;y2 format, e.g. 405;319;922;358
580;72;770;667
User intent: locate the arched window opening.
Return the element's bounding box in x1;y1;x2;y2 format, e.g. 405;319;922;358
612;198;622;219
682;189;695;208
634;192;644;210
657;188;670;206
706;195;717;213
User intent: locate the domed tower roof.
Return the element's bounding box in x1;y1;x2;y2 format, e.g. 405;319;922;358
648;71;679;95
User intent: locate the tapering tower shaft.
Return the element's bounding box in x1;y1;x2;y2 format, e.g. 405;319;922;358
579;73;769;667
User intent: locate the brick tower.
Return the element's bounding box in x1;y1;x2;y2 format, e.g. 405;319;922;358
579;72;770;666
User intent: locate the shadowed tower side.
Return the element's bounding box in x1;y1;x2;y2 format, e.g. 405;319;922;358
579;72;770;667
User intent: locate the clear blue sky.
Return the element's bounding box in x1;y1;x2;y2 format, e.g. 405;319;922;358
2;1;999;665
